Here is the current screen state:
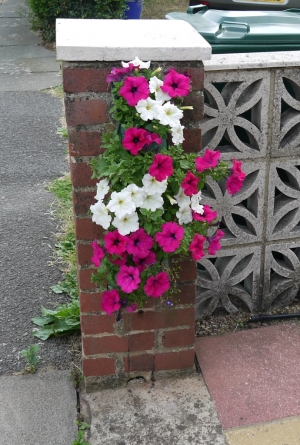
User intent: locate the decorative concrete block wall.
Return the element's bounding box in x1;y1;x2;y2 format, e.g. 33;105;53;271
56;19;211;390
197;52;300;318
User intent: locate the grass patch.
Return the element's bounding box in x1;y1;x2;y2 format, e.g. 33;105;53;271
32;174;80;340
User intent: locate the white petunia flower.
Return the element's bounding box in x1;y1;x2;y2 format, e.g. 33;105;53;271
149;76;171;103
142;174;167;196
176;204;193;225
175;187;191;207
113;212;139;236
124;184;146;207
136;97;162;121
157;102;183;128
191;191;204;214
121;57;151;69
90;201;111;229
171;124;185;145
95;179;110;201
107;190;136;218
141;192;164;212
166;195;177;205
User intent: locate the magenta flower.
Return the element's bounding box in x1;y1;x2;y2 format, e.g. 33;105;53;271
101;289;121;315
149;154;173;181
109;252;128;266
116;265;141;293
106;64;137;83
192;205;218;223
189;234;206;261
104;230;128;256
207;230;224;255
148;132;162;146
232;159;246;180
126;228;154;258
155;222;184;253
144;272;170;298
181;171;200;196
122;127;151;155
226;159;246;194
119;76;150;106
91;240;105;267
126;303;138;313
133;250;156;272
161;68;190;98
195;149;221;172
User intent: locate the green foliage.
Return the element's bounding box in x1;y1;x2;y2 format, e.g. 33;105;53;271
25;0;128;43
20;344;40;373
32;174;80;340
56;127;68;138
72;429;89;445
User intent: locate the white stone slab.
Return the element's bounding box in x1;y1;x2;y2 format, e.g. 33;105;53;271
56;19;211;62
204;51;300;71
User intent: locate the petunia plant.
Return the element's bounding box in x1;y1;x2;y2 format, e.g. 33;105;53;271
90;57;246;318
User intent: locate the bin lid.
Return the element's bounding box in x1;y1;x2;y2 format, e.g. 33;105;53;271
165;6;300;50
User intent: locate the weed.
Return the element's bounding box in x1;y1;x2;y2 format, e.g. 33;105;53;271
72;429;89;445
56;127;68;138
20;344;40;373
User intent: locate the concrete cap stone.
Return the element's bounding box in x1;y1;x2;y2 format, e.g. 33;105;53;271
56;19;212;62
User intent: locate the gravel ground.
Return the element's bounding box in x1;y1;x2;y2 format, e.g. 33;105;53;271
196;299;300;337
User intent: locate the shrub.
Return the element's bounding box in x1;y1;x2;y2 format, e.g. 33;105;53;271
25;0;127;43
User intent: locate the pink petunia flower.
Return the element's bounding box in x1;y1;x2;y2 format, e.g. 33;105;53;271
133;250;156;272
226;159;246;195
119;76;150;106
104;230;128;256
106;64;138;83
181;171;200;196
189;234;206;261
109;252;128;266
149;154;173;181
122;127;151;155
116;265;141;293
91;240;105;267
192;205;218;223
125;303;138;313
101;289;121;315
195;149;221;173
144;271;170;298
207;230;224;255
161;68;190;98
155;222;184;253
126;228;154;258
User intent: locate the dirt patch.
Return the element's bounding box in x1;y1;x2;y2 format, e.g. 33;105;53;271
142;0;189;19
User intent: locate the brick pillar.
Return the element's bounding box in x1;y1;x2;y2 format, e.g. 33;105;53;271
57;18;211;391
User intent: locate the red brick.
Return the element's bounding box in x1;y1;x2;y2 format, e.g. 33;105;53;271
182;91;204;124
63;67;111;93
182;128;202;153
73;191;96;215
70;161;97;187
75;218;104;240
80;292;102;313
154;307;195;329
124;353;154;373
123;310;155;332
68;131;103;156
175;283;196;306
83;335;128;355
173;258;197;282
83;357;115;376
176;66;204;91
162;328;195;348
81;314;115;334
77;243;92;266
65;98;108;126
129;332;155;352
155;349;195;371
78;268;98;290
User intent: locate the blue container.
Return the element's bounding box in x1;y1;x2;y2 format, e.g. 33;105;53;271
124;0;144;19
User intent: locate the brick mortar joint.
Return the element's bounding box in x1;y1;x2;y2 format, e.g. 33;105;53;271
65;92;111;100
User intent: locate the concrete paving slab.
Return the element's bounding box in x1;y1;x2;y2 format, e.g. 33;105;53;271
83;375;228;445
0;55;59;74
195;323;300;429
0;4;22;17
0;17;41;45
225;416;300;445
0;71;62;91
0;370;77;445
